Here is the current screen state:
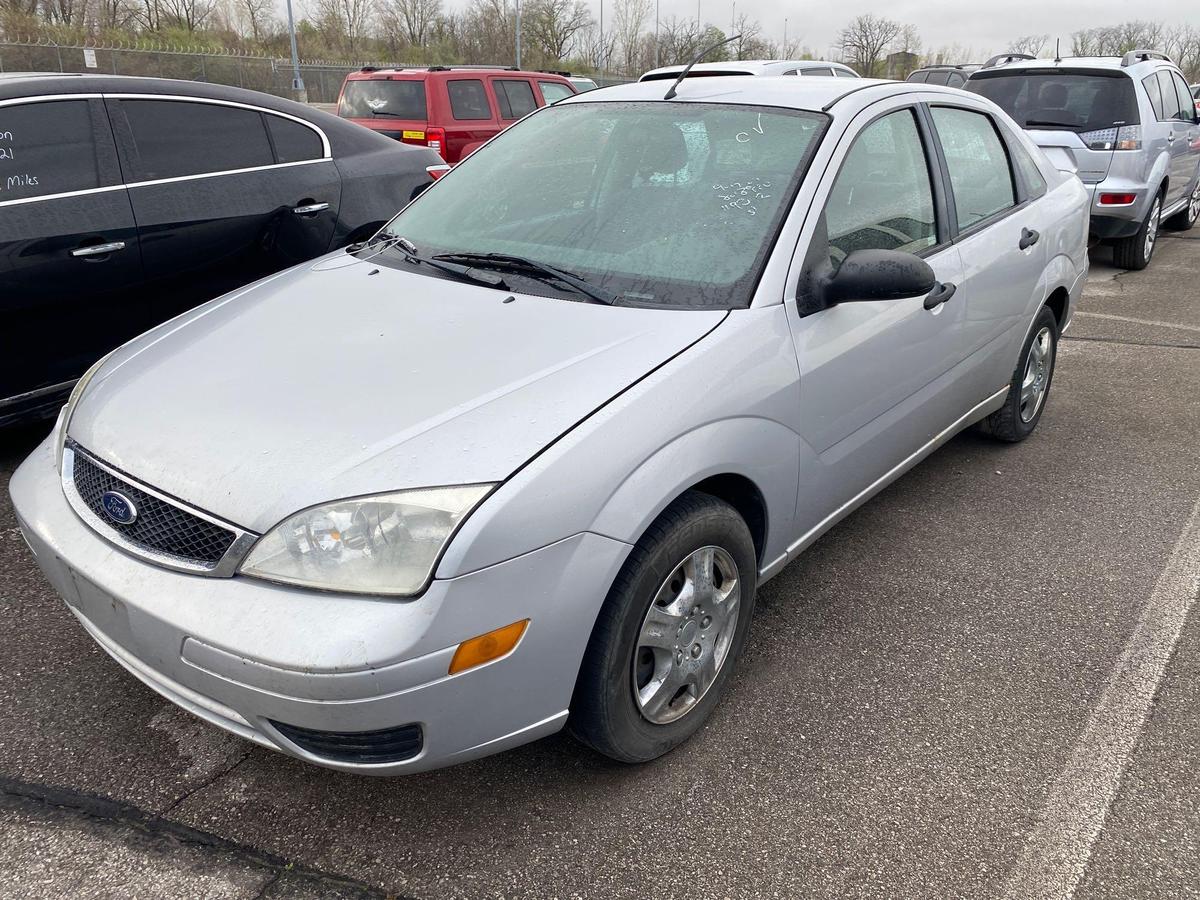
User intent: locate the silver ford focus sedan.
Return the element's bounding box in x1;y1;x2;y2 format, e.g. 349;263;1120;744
11;76;1089;774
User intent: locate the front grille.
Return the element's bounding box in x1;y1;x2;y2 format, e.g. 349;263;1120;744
71;450;237;566
269;720;424;764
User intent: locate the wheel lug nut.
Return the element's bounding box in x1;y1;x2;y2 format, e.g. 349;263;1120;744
691;643;702;658
702;616;712;628
675;651;683;665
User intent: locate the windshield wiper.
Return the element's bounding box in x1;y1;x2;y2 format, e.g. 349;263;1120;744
369;109;408;118
1023;119;1078;128
432;252;617;305
369;235;510;290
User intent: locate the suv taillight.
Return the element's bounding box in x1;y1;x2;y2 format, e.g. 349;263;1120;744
1080;125;1141;151
426;127;446;158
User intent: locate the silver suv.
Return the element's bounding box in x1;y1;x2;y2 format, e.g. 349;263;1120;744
968;50;1200;269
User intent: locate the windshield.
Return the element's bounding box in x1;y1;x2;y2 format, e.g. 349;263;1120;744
968;71;1139;133
339;80;427;120
380;101;826;308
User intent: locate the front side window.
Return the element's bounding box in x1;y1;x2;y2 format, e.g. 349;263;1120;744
494;79;538;119
447;80;492;120
338;80;427;120
822;108;937;268
0;99;101;202
121;100;273;180
931;106;1017;229
539;81;574;103
1170;72;1196;122
380;102;827;309
968;71;1140;133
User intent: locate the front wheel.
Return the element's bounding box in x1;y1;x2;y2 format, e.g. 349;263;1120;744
570;491;757;763
1112;193;1161;269
980;305;1059;443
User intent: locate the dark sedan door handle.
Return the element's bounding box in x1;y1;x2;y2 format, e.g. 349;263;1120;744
292;202;330;215
70;241;126;258
923;281;957;310
1019;228;1041;250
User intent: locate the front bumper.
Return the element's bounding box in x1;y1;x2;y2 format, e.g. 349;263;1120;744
10;436;631;775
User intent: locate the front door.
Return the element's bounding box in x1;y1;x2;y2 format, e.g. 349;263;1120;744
0;97;144;416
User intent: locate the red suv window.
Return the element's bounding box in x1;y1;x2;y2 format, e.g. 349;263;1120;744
447;80;492;120
494;79;538;119
339;80;426;119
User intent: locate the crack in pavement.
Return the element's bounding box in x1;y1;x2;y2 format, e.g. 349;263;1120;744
0;775;400;899
160;747;252;818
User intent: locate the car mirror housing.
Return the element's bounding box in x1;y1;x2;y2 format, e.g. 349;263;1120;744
824;249;937;305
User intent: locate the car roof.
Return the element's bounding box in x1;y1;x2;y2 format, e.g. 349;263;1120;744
346;66;570;80
561;75;968;116
0;72;323;111
971;56;1182;77
639;59;856;81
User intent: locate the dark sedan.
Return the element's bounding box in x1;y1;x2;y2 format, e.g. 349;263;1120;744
1;73;442;426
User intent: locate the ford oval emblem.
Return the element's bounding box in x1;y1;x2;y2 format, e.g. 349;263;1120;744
100;490;137;525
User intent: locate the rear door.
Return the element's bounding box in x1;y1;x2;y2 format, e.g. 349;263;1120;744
0;96;144;410
492;77;540;119
107;96;340;327
1164;71;1200;202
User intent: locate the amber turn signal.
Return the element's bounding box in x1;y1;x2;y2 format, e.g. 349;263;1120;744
448;620;529;675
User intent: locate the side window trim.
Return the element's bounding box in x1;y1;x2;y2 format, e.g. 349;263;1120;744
103;94;331;190
926;102;1026;242
913;103;954;247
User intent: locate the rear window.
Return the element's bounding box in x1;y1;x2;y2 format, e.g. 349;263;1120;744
447;80;492;120
339;79;427;120
968;71;1140;132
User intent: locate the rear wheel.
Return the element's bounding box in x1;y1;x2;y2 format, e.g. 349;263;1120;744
570;491;757;763
980;305;1059;443
1111;192;1161;270
1165;181;1200;231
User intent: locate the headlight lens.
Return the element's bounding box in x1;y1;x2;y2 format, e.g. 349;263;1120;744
56;351;115;472
239;485;494;596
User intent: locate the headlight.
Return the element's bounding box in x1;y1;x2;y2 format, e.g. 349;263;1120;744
56;351;115;472
239;485;495;596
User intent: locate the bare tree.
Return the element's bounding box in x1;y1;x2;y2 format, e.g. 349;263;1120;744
379;0;440;47
159;0;217;30
312;0;375;52
525;0;590;61
837;14;901;78
731;12;768;61
1008;34;1048;57
94;0;140;29
613;0;649;75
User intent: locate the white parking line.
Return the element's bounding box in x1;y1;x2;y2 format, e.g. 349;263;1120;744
1004;492;1200;900
1074;311;1200;333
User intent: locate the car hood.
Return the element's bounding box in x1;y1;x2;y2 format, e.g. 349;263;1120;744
70;255;725;533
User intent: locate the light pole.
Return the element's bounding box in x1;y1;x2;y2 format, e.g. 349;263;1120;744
515;0;522;69
599;0;604;77
783;17;788;56
285;0;305;102
654;0;660;68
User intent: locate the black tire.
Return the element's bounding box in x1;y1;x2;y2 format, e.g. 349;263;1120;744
1111;192;1162;269
570;491;757;763
1164;182;1200;231
981;305;1059;443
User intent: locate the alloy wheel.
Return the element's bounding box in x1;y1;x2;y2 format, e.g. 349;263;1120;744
1019;326;1054;423
1145;197;1161;260
1189;184;1200;224
632;546;741;725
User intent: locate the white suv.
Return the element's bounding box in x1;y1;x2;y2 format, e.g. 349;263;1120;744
968;49;1200;269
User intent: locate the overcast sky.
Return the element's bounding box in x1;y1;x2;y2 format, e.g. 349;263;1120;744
528;0;1186;60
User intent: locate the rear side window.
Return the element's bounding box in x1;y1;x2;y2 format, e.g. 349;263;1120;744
1156;71;1183;120
802;68;834;77
338;80;427;120
926;71;952;86
834;68;857;78
931;106;1017;229
1143;73;1165;119
494;79;538;119
447;80;492;120
1008;137;1047;198
968;71;1140;133
121;100;273;180
538;81;574;104
948;73;966;88
266;115;323;163
908;71;929;83
0;99;101;202
823;108;937;267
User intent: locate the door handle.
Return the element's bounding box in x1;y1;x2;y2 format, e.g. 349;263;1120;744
71;241;126;258
1168;133;1176;143
1019;228;1040;250
292;202;330;215
923;281;957;310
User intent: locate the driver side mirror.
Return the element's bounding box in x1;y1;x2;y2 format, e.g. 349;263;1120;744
824;249;937;306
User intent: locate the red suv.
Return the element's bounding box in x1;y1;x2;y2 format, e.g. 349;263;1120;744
336;66;577;164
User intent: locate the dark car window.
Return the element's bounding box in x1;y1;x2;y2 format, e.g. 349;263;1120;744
948;73;966;87
931;106;1017;229
122;100;273;180
968;71;1140;133
447;79;492;120
266;114;324;163
1143;73;1166;119
908;71;929;83
338;80;427;120
1007;133;1047;198
0;99;101;202
823;108;937;267
802;68;834;77
834;68;857;77
494;79;538;119
1157;71;1183;120
926;71;952;86
538;81;574;104
1170;72;1195;122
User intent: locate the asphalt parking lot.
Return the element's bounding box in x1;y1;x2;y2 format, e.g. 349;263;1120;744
2;235;1198;899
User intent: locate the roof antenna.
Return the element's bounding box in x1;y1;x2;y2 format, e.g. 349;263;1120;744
1054;38;1062;64
665;34;741;100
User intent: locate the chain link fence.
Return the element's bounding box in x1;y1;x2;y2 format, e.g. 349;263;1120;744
0;41;372;103
0;40;632;104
